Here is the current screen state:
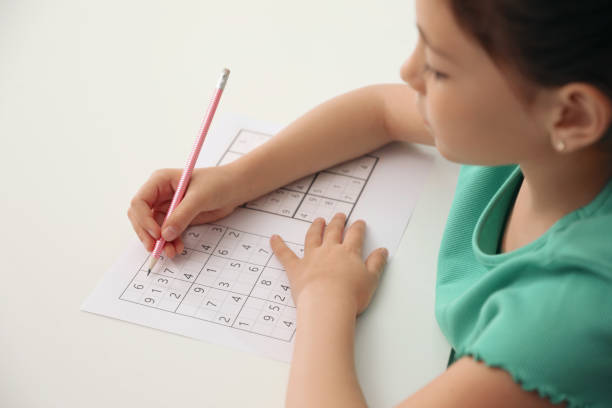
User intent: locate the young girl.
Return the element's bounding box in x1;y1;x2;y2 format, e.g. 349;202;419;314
128;0;612;406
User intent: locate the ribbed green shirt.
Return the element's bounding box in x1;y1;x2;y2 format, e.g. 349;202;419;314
436;165;612;408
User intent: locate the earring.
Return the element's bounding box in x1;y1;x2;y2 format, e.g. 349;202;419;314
554;140;566;152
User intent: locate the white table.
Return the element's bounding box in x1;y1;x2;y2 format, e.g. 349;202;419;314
0;1;459;406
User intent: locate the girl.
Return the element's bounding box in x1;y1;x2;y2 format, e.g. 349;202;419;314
128;0;612;406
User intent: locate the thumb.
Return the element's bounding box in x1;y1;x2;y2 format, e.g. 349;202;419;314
365;248;389;278
162;195;201;241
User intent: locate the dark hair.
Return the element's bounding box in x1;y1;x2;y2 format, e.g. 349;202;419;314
449;0;612;140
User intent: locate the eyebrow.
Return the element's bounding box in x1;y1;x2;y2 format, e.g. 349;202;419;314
417;25;456;62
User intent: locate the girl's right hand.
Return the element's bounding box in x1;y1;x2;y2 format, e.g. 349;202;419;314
127;166;243;258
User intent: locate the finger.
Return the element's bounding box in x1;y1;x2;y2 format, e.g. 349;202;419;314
162;192;202;241
365;248;389;278
132;223;155;252
174;236;184;255
130;170;178;236
343;219;366;255
164;241;177;258
304;218;325;252
323;212;346;244
129;199;161;239
270;235;299;271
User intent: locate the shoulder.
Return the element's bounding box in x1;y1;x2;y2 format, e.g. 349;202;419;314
395;356;565;408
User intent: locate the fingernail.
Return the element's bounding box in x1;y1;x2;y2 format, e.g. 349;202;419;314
162;226;178;241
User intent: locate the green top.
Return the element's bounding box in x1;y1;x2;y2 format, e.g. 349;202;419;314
436;165;612;408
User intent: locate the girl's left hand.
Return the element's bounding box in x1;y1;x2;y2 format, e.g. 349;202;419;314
270;213;389;316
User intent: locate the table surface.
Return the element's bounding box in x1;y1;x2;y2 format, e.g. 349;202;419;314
0;1;460;406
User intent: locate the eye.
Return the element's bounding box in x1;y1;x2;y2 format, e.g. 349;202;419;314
423;63;447;80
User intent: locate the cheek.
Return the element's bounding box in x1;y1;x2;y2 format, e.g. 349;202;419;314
425;82;542;165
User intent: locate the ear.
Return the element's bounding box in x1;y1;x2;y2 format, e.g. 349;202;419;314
547;83;612;153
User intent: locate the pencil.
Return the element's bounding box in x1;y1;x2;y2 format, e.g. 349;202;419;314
147;68;230;276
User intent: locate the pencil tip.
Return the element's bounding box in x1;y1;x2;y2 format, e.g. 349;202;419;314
147;269;151;276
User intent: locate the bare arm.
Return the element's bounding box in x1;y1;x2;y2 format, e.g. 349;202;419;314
271;218;564;408
128;83;432;255
229;83;433;203
289;297;566;408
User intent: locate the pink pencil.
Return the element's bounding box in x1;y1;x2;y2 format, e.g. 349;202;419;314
147;68;230;275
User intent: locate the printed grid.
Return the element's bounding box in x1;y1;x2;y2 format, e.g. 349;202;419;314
119;225;302;342
217;129;379;223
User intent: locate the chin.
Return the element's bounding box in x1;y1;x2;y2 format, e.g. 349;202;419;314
435;142;480;165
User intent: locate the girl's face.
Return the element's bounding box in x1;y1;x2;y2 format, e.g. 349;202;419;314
401;0;554;165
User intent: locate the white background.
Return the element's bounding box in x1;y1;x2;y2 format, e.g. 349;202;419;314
0;1;460;406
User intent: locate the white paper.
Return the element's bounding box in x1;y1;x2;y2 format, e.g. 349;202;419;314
81;113;435;362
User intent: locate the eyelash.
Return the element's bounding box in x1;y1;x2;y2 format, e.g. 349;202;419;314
423;63;447;80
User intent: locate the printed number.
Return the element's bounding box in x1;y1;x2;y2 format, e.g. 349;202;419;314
281;284;290;291
229;231;240;238
158;278;169;284
181;249;187;256
274;295;286;302
164;267;174;274
230;262;241;268
242;244;251;250
283;321;293;328
188;232;200;238
218;249;229;256
151;289;161;293
133;284;144;290
261;280;272;286
144;298;155;304
201;244;212;251
170;292;181;299
218;282;230;288
232;296;242;303
268;305;280;312
194;287;205;293
263;315;274;322
258;248;269;254
206;301;217;307
219;316;231;323
212;227;223;232
206;268;218;273
184;273;193;279
249;266;259;272
239;321;249;326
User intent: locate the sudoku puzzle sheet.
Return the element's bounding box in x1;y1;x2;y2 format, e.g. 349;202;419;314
118;129;376;343
82;114;434;362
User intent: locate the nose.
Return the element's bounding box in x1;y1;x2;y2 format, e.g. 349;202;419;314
400;42;426;95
